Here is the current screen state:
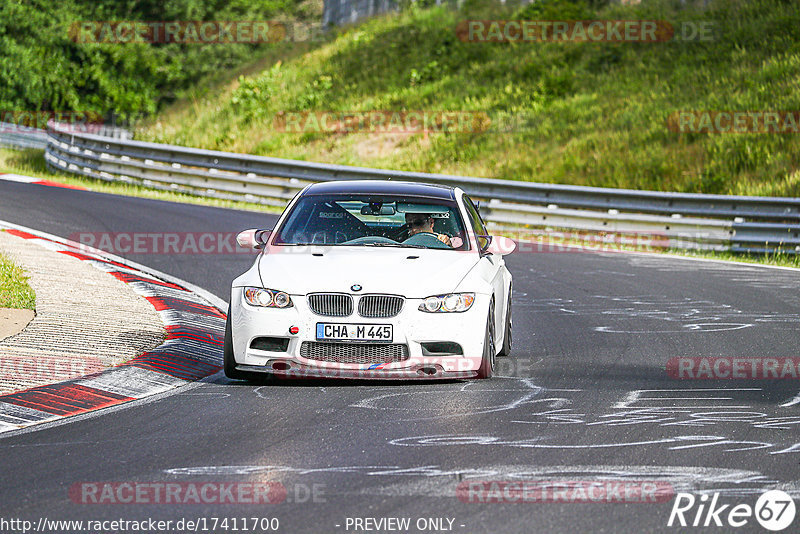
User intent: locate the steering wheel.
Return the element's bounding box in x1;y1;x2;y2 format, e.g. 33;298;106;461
385;223;410;242
403;232;451;249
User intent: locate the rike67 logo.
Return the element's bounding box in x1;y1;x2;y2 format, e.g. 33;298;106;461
668;490;796;531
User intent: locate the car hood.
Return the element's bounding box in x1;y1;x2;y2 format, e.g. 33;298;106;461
257;246;478;297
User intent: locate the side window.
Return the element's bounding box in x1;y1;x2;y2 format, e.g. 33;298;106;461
463;195;488;237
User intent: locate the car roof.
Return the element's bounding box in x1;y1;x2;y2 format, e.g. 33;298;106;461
302;180;456;200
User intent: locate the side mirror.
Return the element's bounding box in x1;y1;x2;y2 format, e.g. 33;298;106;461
236;229;269;249
485;236;516;255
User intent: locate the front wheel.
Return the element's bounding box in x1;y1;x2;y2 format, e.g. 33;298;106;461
476;300;496;379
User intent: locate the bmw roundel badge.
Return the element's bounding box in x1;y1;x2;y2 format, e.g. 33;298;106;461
351;284;362;292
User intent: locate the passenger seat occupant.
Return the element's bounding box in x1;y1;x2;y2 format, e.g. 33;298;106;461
405;213;452;247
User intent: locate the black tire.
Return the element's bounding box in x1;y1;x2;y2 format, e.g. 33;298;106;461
477;300;496;379
498;285;512;357
223;305;262;381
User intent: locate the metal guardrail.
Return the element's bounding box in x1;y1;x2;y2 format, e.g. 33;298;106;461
0;122;49;150
323;0;397;27
35;122;800;254
1;121;131;151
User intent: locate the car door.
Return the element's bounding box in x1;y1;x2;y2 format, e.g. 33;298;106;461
463;195;507;336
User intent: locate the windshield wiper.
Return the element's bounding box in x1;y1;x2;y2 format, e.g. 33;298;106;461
282;243;345;246
362;242;427;248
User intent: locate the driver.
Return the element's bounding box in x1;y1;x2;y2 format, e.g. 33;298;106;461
405;213;452;247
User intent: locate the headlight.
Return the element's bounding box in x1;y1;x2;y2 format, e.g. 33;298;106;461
418;293;475;313
244;287;293;308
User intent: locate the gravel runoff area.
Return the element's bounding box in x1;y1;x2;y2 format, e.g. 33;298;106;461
0;230;166;394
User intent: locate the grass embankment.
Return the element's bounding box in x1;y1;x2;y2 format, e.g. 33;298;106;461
0;250;35;310
138;0;800;197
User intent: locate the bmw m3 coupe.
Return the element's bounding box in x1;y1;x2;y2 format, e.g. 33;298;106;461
225;180;515;380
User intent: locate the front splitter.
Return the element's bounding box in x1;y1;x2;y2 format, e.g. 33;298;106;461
235;363;478;380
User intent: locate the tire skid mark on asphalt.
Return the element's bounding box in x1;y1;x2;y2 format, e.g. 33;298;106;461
346;377;551;421
595;323;754;333
515;293;800;333
288;382;800;458
0;222;225;434
511;387;800;433
781;390;800;407
387;433;781;452
383;385;800;455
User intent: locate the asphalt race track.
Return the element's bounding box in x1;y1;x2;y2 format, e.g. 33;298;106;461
1;180;799;533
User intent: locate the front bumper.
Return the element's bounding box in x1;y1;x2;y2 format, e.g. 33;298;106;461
230;289;488;380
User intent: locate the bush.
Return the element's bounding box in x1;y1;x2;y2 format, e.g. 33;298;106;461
0;0;315;119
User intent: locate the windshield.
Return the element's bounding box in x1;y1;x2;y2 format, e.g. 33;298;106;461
273;194;469;250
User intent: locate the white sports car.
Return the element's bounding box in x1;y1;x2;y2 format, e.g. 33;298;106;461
225;180;515;380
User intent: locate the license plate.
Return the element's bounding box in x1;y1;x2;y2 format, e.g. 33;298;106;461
316;323;393;342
